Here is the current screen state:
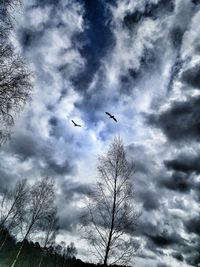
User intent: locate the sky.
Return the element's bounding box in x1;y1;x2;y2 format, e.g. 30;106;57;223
1;0;200;266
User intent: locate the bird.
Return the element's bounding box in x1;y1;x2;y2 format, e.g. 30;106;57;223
105;112;117;122
71;120;81;127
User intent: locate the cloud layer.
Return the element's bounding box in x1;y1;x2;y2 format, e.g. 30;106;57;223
1;0;200;266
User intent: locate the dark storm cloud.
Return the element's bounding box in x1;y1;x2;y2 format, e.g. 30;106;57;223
16;3;56;50
194;182;200;201
19;27;45;48
126;143;162;212
159;171;191;193
58;179;90;231
59;208;81;232
171;251;184;261
184;215;200;236
49;116;59;127
47;159;73;175
186;254;200;267
126;143;155;174
192;0;200;5
134;192;189;263
184;235;200;267
182;64;200;89
61;179;90;202
157;264;172;267
141;190;160;211
6;133;75;176
147;96;200;141
9;134;38;160
140;4;200;261
170;27;184;49
147;233;180;248
161;1;192;93
166;57;183;92
123;0;174;30
137;215;185;250
0;169;15;193
48;116;66;139
164;154;200;174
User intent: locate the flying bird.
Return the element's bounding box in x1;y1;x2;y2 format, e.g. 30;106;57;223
105;112;117;122
71;120;81;127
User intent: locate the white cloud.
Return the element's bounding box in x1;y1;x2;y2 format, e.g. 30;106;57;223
1;0;200;265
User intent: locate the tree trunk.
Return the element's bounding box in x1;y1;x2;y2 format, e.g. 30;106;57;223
0;231;7;250
103;171;118;267
10;224;32;267
10;239;26;267
103;222;113;267
38;255;43;267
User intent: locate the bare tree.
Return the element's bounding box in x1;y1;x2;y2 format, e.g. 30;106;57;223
38;210;59;267
0;179;27;229
81;137;139;266
0;179;27;249
1;0;21;9
0;0;21;27
11;177;55;267
0;0;32;145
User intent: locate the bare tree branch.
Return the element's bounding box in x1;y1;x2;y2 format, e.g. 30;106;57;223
38;209;59;267
0;178;28;242
0;0;33;145
81;137;139;266
11;177;56;267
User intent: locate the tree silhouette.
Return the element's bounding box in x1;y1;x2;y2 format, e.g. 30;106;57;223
0;0;32;144
38;209;59;267
11;177;56;267
0;179;27;249
61;242;78;267
81;137;139;266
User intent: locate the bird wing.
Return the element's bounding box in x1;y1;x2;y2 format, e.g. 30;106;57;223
72;120;81;127
113;117;117;122
105;112;112;117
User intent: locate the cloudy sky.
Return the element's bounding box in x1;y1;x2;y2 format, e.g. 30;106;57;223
1;0;200;266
